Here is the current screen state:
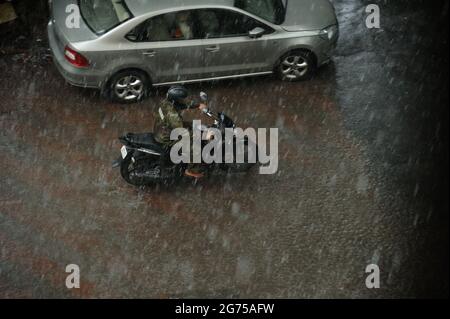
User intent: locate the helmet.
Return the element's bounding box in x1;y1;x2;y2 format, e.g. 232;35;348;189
167;86;189;105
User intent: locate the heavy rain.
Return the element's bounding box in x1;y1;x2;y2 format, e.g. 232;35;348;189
0;0;448;299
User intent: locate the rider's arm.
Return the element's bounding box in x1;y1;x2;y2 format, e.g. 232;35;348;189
187;100;201;109
167;111;184;129
187;100;208;111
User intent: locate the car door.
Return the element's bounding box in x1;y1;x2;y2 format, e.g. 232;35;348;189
125;10;206;84
195;8;277;78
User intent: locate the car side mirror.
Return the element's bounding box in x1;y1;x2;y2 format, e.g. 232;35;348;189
125;32;138;42
249;27;266;39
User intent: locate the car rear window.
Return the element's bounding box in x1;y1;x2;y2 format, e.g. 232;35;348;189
234;0;286;24
79;0;132;34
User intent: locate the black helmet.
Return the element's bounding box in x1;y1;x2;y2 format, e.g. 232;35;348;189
167;86;189;104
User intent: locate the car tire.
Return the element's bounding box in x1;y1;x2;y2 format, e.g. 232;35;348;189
277;50;316;82
107;70;150;104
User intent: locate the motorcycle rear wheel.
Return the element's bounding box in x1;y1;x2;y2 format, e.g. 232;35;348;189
120;154;159;186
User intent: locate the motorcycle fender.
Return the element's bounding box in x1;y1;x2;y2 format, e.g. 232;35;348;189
132;149;156;161
112;146;138;168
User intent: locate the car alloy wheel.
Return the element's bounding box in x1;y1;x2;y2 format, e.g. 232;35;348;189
114;75;145;102
280;55;309;80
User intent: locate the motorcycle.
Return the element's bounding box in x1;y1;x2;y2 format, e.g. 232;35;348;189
113;92;257;186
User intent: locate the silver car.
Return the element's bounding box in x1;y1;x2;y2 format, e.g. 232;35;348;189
48;0;339;103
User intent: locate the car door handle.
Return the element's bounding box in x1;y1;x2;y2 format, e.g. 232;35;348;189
205;46;220;53
142;51;156;57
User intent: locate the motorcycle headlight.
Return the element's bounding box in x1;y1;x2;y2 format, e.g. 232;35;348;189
320;25;339;41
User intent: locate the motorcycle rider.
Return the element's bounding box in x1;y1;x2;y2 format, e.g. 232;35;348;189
154;86;207;178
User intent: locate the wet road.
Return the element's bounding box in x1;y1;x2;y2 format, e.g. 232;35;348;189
0;0;448;298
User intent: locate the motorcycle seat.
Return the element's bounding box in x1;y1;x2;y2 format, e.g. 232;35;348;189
125;133;165;153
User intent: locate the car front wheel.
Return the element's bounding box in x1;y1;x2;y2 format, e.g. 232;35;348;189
107;70;149;103
277;51;315;82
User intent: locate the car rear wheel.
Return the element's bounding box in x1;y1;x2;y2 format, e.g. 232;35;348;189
107;70;150;103
277;51;315;82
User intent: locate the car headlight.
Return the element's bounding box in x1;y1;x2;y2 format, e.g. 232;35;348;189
320;25;339;41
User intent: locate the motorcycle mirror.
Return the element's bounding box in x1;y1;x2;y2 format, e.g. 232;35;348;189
200;92;208;102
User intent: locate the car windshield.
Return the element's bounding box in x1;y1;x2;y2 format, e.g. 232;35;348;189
235;0;286;24
79;0;132;34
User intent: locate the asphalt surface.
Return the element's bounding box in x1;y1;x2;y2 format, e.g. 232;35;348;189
0;0;448;298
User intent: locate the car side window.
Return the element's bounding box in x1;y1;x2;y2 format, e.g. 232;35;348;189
196;9;273;39
126;10;202;42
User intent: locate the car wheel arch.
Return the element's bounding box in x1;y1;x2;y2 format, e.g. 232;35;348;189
103;67;153;92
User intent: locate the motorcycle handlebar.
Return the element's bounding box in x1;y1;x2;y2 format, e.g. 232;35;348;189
202;108;217;119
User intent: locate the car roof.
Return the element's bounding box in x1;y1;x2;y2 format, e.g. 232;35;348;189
124;0;235;17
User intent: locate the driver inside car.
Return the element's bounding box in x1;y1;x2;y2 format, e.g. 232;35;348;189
172;11;194;39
